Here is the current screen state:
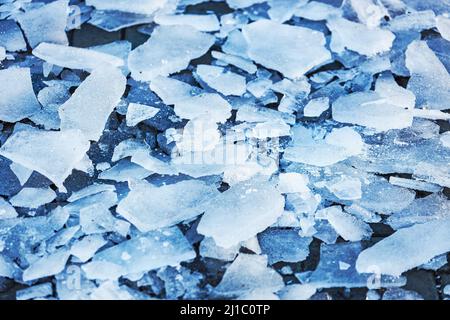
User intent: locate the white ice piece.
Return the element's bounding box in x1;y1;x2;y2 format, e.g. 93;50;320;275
9;187;56;209
126;103;160;126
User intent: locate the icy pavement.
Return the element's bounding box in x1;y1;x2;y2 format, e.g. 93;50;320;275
0;0;449;301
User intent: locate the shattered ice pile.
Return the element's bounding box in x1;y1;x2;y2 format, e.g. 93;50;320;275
0;0;449;301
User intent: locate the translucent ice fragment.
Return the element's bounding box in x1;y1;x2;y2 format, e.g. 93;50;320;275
84;227;195;279
437;15;450;41
0;68;42;123
173;93;232;123
33;43;125;72
196;64;246;96
213;253;284;299
9;162;33;186
305;242;405;288
98;160;151;182
242;20;331;79
128;26;214;81
327;17;395;56
126;103;159;127
199;237;238;261
318;206;372;242
405;40;450;110
16;283;53;300
278;284;317;300
0;129;90;191
0;20;27;52
154;14;220;32
226;0;265;9
117;180;219;232
284;126;364;166
386;193;450;230
356;218;450;276
388;176;443;193
382;288;423;300
0;197;17;219
388;10;436;32
23;249;70;282
59;67;126;141
276;172;310;194
258;228;312;264
332;91;413;131
303;97;329;117
86;0;167;15
211;51;257;74
17;0;69;48
197;178;284;248
9;187;56;209
70;235;107;263
80;203;130;237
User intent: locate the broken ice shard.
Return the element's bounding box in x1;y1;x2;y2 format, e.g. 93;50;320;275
0;197;17;219
405;40;450;110
9;187;56;209
83;227;195;280
33;43;125;72
332;91;413;131
318;206;372;242
305;242;405;288
283;126;364;166
196;64;246;96
86;0;167;15
128;26;214;81
327;17;395;56
197;177;284;248
59;67;126;141
0;129;90;191
0;20;27;52
213;253;284;299
0;68;42;123
126;103;160;127
241;19;331;79
258;228;312;264
173;93;232;123
23;249;70;282
437;15;450;41
16;0;69;48
356;218;450;276
116;180;219;232
154;14;220;32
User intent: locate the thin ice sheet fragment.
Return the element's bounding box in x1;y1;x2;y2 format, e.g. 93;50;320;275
0;129;90;191
405;40;450;110
327;17;395;56
197;177;284;248
83;227;195;280
128;26;214;81
33;43;125;72
126;103;160;126
9;187;56;209
16;0;69;48
0;20;27;52
242;19;331;79
0;68;42;123
117;180;219;232
86;0;167;15
59;67;126;141
356;218;450;276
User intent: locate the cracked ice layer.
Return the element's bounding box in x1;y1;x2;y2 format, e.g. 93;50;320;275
242;19;331;79
59;67;126;141
128;25;214;81
0;129;90;192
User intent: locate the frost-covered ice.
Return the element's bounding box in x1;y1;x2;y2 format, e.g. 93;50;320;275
0;0;449;301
